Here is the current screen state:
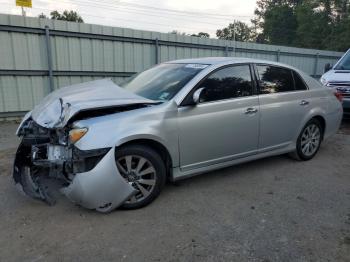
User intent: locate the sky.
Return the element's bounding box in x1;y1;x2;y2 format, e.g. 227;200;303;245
1;0;257;37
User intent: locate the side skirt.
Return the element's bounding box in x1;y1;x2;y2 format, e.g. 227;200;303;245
171;145;295;181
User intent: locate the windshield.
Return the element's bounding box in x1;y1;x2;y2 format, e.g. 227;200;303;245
335;50;350;70
121;63;207;101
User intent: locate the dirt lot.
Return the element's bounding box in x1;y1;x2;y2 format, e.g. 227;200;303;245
0;121;349;262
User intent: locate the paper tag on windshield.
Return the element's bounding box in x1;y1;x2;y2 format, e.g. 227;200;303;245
185;64;208;69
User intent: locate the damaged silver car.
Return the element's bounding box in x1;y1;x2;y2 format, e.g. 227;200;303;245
14;57;343;212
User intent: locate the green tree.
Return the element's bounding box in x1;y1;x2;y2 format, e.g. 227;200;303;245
216;21;253;41
327;0;350;51
169;30;187;35
327;16;350;51
38;13;47;19
251;0;350;51
191;32;210;38
294;2;331;49
263;4;297;45
50;10;84;23
170;31;210;38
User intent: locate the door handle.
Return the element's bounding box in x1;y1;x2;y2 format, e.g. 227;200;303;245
299;100;309;106
245;107;258;114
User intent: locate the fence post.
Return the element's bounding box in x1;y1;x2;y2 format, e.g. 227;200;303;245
224;45;228;57
44;26;54;93
276;49;280;62
233;39;237;56
313;53;319;77
155;38;159;64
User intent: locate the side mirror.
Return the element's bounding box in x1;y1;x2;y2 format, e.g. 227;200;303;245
324;63;332;73
192;87;205;104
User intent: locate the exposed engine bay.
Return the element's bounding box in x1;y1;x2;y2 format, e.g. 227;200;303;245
14;118;111;206
13;79;158;211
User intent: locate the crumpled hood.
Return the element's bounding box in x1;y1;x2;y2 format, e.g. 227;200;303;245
31;78;155;128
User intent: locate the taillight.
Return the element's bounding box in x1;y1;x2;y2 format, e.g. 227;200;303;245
334;91;343;102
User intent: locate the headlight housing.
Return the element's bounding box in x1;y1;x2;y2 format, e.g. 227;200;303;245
320;77;328;86
69;127;88;143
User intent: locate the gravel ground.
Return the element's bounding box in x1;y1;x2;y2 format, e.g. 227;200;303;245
0;121;349;262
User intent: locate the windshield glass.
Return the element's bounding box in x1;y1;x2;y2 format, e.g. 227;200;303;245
121;63;207;101
335;50;350;70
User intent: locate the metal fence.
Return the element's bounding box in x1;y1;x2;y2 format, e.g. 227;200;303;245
0;14;344;118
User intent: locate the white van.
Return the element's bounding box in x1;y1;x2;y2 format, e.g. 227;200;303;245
320;49;350;118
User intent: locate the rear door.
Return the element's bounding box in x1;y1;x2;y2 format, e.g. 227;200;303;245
255;64;309;151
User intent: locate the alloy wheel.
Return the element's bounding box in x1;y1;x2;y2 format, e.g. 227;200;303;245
117;155;157;204
300;124;321;157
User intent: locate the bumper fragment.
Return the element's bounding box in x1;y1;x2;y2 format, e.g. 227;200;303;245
13;142;136;212
13;144;57;205
61;148;136;211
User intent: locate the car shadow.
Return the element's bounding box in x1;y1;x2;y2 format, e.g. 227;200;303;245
339;118;350;135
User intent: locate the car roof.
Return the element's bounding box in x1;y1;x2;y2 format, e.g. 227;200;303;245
165;57;294;69
166;57;249;65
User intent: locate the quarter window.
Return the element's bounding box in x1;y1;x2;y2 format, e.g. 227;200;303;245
293;71;308;90
257;65;294;94
199;65;253;103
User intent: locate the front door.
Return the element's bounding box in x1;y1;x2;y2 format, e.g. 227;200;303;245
177;64;260;171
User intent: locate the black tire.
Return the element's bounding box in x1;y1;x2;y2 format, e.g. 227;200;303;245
115;144;166;209
293;118;323;161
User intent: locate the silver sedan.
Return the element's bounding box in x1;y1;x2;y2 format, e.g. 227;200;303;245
13;57;343;212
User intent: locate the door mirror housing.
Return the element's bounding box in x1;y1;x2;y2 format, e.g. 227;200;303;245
193;87;205;104
324;63;332;73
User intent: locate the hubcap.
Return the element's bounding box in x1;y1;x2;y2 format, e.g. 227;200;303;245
117;155;156;204
301;124;321;157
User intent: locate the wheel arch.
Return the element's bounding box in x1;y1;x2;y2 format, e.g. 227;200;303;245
312;115;326;137
296;107;327;141
116;138;174;180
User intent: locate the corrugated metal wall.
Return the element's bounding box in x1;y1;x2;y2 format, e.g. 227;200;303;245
0;14;344;118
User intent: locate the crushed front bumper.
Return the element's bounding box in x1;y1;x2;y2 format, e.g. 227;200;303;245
13;143;136;212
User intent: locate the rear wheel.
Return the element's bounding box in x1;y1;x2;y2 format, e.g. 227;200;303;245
115;145;166;209
294;119;323;160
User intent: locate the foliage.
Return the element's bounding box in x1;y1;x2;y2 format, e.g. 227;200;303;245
215;0;349;51
38;10;84;23
263;5;297;45
216;21;254;41
251;0;350;51
191;32;210;38
50;10;84;23
169;30;188;35
170;30;210;38
38;13;47;19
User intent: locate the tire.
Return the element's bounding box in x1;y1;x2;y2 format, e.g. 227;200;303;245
115;144;166;209
293;118;323;161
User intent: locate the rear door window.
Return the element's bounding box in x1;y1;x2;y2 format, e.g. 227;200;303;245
257;65;295;94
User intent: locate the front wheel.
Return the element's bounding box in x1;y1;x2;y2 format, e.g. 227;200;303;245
294;119;323;161
115;145;166;209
